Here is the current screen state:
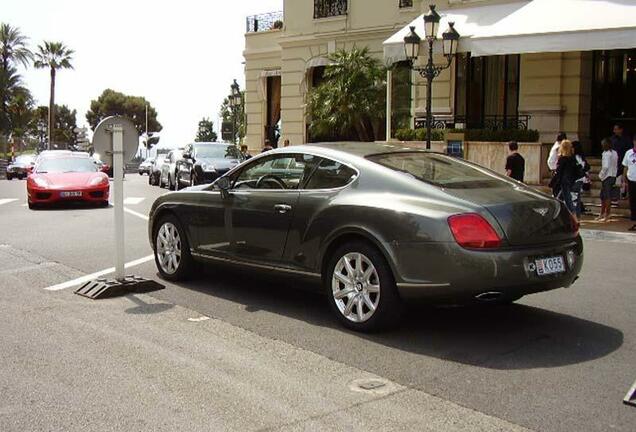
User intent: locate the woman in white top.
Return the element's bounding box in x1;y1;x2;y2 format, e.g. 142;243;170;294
598;138;619;221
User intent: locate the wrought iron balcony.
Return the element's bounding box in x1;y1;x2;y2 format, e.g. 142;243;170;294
314;0;348;19
415;115;531;130
399;0;414;8
246;11;283;33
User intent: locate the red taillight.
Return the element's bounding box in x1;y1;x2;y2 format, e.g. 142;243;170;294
448;213;502;249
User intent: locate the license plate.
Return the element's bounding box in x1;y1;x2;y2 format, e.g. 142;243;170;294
60;191;82;198
535;256;565;276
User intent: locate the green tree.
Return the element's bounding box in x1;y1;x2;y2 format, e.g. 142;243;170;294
195;117;217;142
30;104;77;149
308;47;386;142
86;89;162;137
7;87;34;140
0;23;32;142
33;41;74;148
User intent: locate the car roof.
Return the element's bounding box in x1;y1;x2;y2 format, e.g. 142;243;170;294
306;142;430;158
192;142;232;147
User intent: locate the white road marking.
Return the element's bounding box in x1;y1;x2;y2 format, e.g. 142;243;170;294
45;254;155;291
124;207;149;221
0;198;18;206
187;316;211;322
123;197;145;205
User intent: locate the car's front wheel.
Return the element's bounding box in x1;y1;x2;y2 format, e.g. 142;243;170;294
325;241;403;332
153;215;194;281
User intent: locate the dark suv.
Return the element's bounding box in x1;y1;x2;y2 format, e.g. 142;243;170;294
175;142;244;188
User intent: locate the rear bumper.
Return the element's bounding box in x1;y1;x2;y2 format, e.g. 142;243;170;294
27;185;110;204
392;237;583;303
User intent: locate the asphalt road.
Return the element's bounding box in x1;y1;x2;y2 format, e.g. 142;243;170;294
1;174;635;431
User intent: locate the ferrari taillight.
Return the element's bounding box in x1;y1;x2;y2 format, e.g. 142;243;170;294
448;213;501;249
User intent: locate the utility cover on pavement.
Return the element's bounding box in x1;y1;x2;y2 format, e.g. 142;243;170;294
624;379;636;407
75;276;164;300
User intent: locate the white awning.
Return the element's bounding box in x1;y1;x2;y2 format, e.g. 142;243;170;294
306;56;334;69
384;0;636;63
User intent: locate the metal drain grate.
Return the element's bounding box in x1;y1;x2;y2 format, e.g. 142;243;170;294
624;379;636;407
75;276;164;299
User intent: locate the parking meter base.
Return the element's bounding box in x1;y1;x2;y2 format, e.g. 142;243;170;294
74;276;164;300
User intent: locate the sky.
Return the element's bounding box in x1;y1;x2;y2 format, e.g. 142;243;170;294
5;0;283;151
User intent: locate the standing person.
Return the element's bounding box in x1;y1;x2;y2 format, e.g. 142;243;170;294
622;136;636;231
240;144;252;160
262;139;274;153
572;141;589;218
283;139;290;147
597;138;618;222
505;141;525;182
548;132;567;196
611;124;631;177
552;140;579;222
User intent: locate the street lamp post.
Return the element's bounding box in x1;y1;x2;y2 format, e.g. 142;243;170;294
229;79;242;145
403;4;460;150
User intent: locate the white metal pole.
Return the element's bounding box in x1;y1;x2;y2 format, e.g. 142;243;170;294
112;125;125;280
386;69;393;142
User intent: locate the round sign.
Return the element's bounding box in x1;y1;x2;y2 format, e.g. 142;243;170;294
92;116;139;166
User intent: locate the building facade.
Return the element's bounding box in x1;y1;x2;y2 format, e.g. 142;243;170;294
243;0;636;155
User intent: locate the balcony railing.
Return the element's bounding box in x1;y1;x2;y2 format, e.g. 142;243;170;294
415;115;531;130
399;0;414;8
246;11;283;33
314;0;348;19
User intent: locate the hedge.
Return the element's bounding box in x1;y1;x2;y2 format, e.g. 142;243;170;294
395;128;445;142
395;128;540;143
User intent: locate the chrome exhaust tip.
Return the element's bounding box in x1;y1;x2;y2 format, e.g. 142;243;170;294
475;291;503;302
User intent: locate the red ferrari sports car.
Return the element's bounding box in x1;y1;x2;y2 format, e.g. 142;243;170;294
27;154;110;209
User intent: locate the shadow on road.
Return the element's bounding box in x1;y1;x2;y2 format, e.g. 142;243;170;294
124;294;174;315
163;265;623;371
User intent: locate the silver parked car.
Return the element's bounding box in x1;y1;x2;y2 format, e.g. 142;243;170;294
159;149;183;190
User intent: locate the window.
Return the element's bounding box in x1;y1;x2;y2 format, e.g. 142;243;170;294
399;0;414;8
454;53;520;129
367;152;500;189
233;154;319;190
314;0;348;19
304;158;357;189
194;144;242;160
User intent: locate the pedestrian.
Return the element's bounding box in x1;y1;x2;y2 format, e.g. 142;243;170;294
548;132;567;196
597;138;618;222
262;139;274;153
240;144;252;160
550;139;579;223
283;139;290;147
611;123;631;178
572;141;590;217
505;141;525;182
621;136;636;231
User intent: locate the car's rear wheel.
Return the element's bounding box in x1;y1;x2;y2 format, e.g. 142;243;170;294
6;174;13;180
325;241;403;332
154;215;194;281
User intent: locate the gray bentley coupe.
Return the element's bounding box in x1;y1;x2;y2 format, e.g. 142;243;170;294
148;142;583;331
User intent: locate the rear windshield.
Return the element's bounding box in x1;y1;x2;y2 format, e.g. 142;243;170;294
36;157;98;173
367;152;502;189
195;145;242;160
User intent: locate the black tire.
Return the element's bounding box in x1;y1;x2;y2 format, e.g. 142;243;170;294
28;201;38;210
99;200;109;208
153;214;194;281
6;174;13;180
324;241;403;332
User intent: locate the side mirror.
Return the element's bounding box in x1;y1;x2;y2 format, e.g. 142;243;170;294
215;176;231;199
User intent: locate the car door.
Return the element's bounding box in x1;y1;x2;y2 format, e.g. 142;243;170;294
223;153;308;266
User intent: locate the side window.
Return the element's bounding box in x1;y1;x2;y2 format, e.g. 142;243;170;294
232;154;314;190
304;158;356;190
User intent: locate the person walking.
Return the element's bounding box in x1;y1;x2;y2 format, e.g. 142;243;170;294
551;140;579;223
571;141;589;219
505;141;525;182
622;136;636;231
548;132;567;196
597;138;618;222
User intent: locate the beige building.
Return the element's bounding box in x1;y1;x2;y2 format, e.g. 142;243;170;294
243;0;636;157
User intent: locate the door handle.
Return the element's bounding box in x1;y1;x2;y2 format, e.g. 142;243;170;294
274;204;292;214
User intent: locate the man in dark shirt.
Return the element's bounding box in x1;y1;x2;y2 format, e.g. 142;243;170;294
505;141;525;182
611;124;631;176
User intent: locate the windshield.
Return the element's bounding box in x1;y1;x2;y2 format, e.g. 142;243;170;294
195;145;242;160
14;155;35;164
36;157;98;173
366;152;502;189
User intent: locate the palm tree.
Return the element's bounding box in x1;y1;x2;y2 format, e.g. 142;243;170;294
34;41;73;149
0;23;32;146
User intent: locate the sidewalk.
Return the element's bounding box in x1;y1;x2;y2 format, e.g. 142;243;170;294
580;214;635;233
